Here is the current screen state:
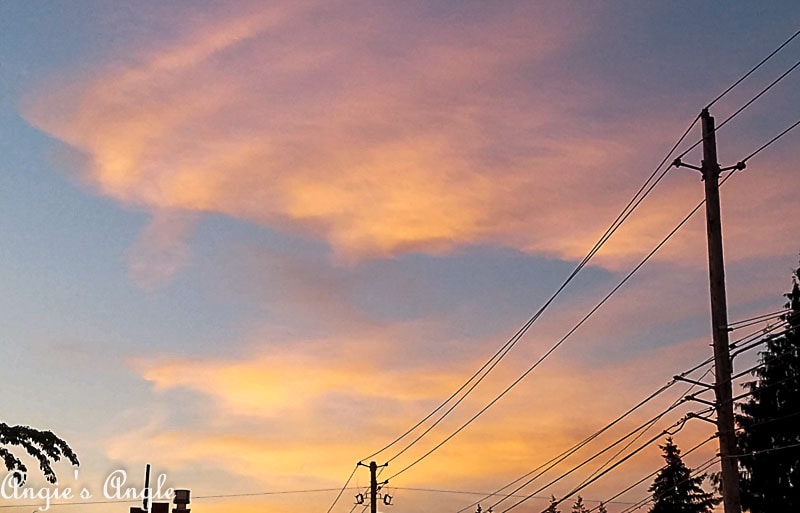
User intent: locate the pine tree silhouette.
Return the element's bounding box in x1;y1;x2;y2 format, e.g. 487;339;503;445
571;496;589;513
544;495;561;513
735;264;800;513
648;437;717;513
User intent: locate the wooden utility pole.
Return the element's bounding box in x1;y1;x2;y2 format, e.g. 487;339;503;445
358;460;388;512
370;461;378;513
700;108;742;513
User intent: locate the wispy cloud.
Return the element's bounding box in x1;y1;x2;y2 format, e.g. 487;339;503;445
113;319;716;500
23;2;702;284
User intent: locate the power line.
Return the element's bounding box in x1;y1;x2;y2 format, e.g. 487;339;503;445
728;441;800;458
486;370;714;512
616;455;721;513
572;367;714;493
385;172;715;483
544;415;714;513
391;169;738;485
735;410;800;434
684;347;800;413
361;112;705;468
741;115;800;162
388;486;639;505
677;55;800;161
341;25;800;508
585;434;718;513
476;336;752;513
728;309;789;331
730;322;795;360
457;358;717;513
455;379;684;513
415;169;739;507
705;28;800;110
501;414;699;513
323;463;359;513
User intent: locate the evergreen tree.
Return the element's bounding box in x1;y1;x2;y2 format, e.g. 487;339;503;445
544;495;561;513
572;496;589;513
735;264;800;513
597;502;608;513
0;423;79;483
648;437;717;513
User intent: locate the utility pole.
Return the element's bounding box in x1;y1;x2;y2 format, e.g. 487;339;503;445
700;108;742;513
357;461;389;512
370;461;378;513
674;108;743;513
680;108;742;513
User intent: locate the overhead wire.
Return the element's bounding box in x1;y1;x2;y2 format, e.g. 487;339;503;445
323;464;359;513
387;166;724;483
360;113;700;467
705;28;800;110
546;412;717;513
677;54;800;161
455;379;683;513
380;31;797;478
735;410;800;434
343;23;800;507
684;347;800;413
616;455;721;513
585;434;718;513
456;357;717;513
730;322;795;360
728;309;788;331
571;367;714;493
389;486;638;505
740;115;800;162
486;368;714;512
360;87;734;469
500;413;702;513
391;165;756;495
476;266;785;513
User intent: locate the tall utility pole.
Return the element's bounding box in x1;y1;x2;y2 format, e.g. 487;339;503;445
674;108;744;513
699;108;742;513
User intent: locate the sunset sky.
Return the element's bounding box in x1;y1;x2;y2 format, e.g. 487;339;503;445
2;2;800;513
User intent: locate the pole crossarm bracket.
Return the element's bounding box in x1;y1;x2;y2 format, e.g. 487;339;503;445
685;393;717;408
720;161;747;172
686;411;718;425
672;157;703;171
673;157;745;173
357;461;389;469
674;375;715;389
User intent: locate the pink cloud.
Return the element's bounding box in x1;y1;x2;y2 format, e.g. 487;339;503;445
20;3;685;279
21;3;800;290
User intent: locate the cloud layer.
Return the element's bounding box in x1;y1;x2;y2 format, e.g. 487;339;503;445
22;2;696;282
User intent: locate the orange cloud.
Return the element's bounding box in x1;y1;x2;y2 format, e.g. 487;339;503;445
108;321;719;513
21;3;684;280
21;2;800;290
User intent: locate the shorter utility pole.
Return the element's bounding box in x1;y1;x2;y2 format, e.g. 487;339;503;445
673;108;745;513
358;461;389;513
370;461;378;513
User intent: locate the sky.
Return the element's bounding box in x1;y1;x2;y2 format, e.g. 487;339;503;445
1;2;800;512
